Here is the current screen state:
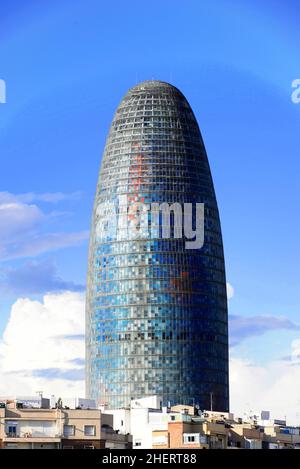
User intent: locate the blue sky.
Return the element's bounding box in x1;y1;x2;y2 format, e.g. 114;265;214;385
0;0;300;418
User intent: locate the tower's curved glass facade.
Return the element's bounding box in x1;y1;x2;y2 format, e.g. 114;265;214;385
86;81;229;411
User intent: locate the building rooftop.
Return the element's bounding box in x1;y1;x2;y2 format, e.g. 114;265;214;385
127;80;183;96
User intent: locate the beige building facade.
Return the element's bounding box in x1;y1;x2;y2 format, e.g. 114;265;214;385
0;402;131;449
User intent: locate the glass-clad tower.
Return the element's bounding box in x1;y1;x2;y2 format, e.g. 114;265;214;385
86;81;229;411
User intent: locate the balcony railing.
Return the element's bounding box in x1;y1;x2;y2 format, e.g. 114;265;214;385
5;433;60;438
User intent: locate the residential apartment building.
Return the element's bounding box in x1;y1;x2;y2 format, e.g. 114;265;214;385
1;394;299;450
103;395;300;450
103;395;229;449
262;424;300;449
152;415;229;449
0;400;131;449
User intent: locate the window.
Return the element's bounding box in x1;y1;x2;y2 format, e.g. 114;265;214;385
84;445;95;449
153;435;167;445
84;425;96;436
183;433;201;444
7;425;17;437
63;425;75;436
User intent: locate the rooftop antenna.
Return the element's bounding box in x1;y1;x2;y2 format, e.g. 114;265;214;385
210;392;213;412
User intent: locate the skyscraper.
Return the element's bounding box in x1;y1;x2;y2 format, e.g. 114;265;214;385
86;80;229;411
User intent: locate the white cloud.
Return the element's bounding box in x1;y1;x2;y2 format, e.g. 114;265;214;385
0;191;82;204
2;230;89;261
226;282;234;300
0;292;85;396
230;355;300;425
0;192;88;260
1;259;84;294
291;339;300;363
229;314;300;346
0;202;44;241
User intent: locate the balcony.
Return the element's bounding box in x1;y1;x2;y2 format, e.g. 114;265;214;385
203;422;228;435
3;432;61;443
3;434;61;444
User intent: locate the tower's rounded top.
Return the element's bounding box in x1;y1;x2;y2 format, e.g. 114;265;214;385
128;80;181;94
